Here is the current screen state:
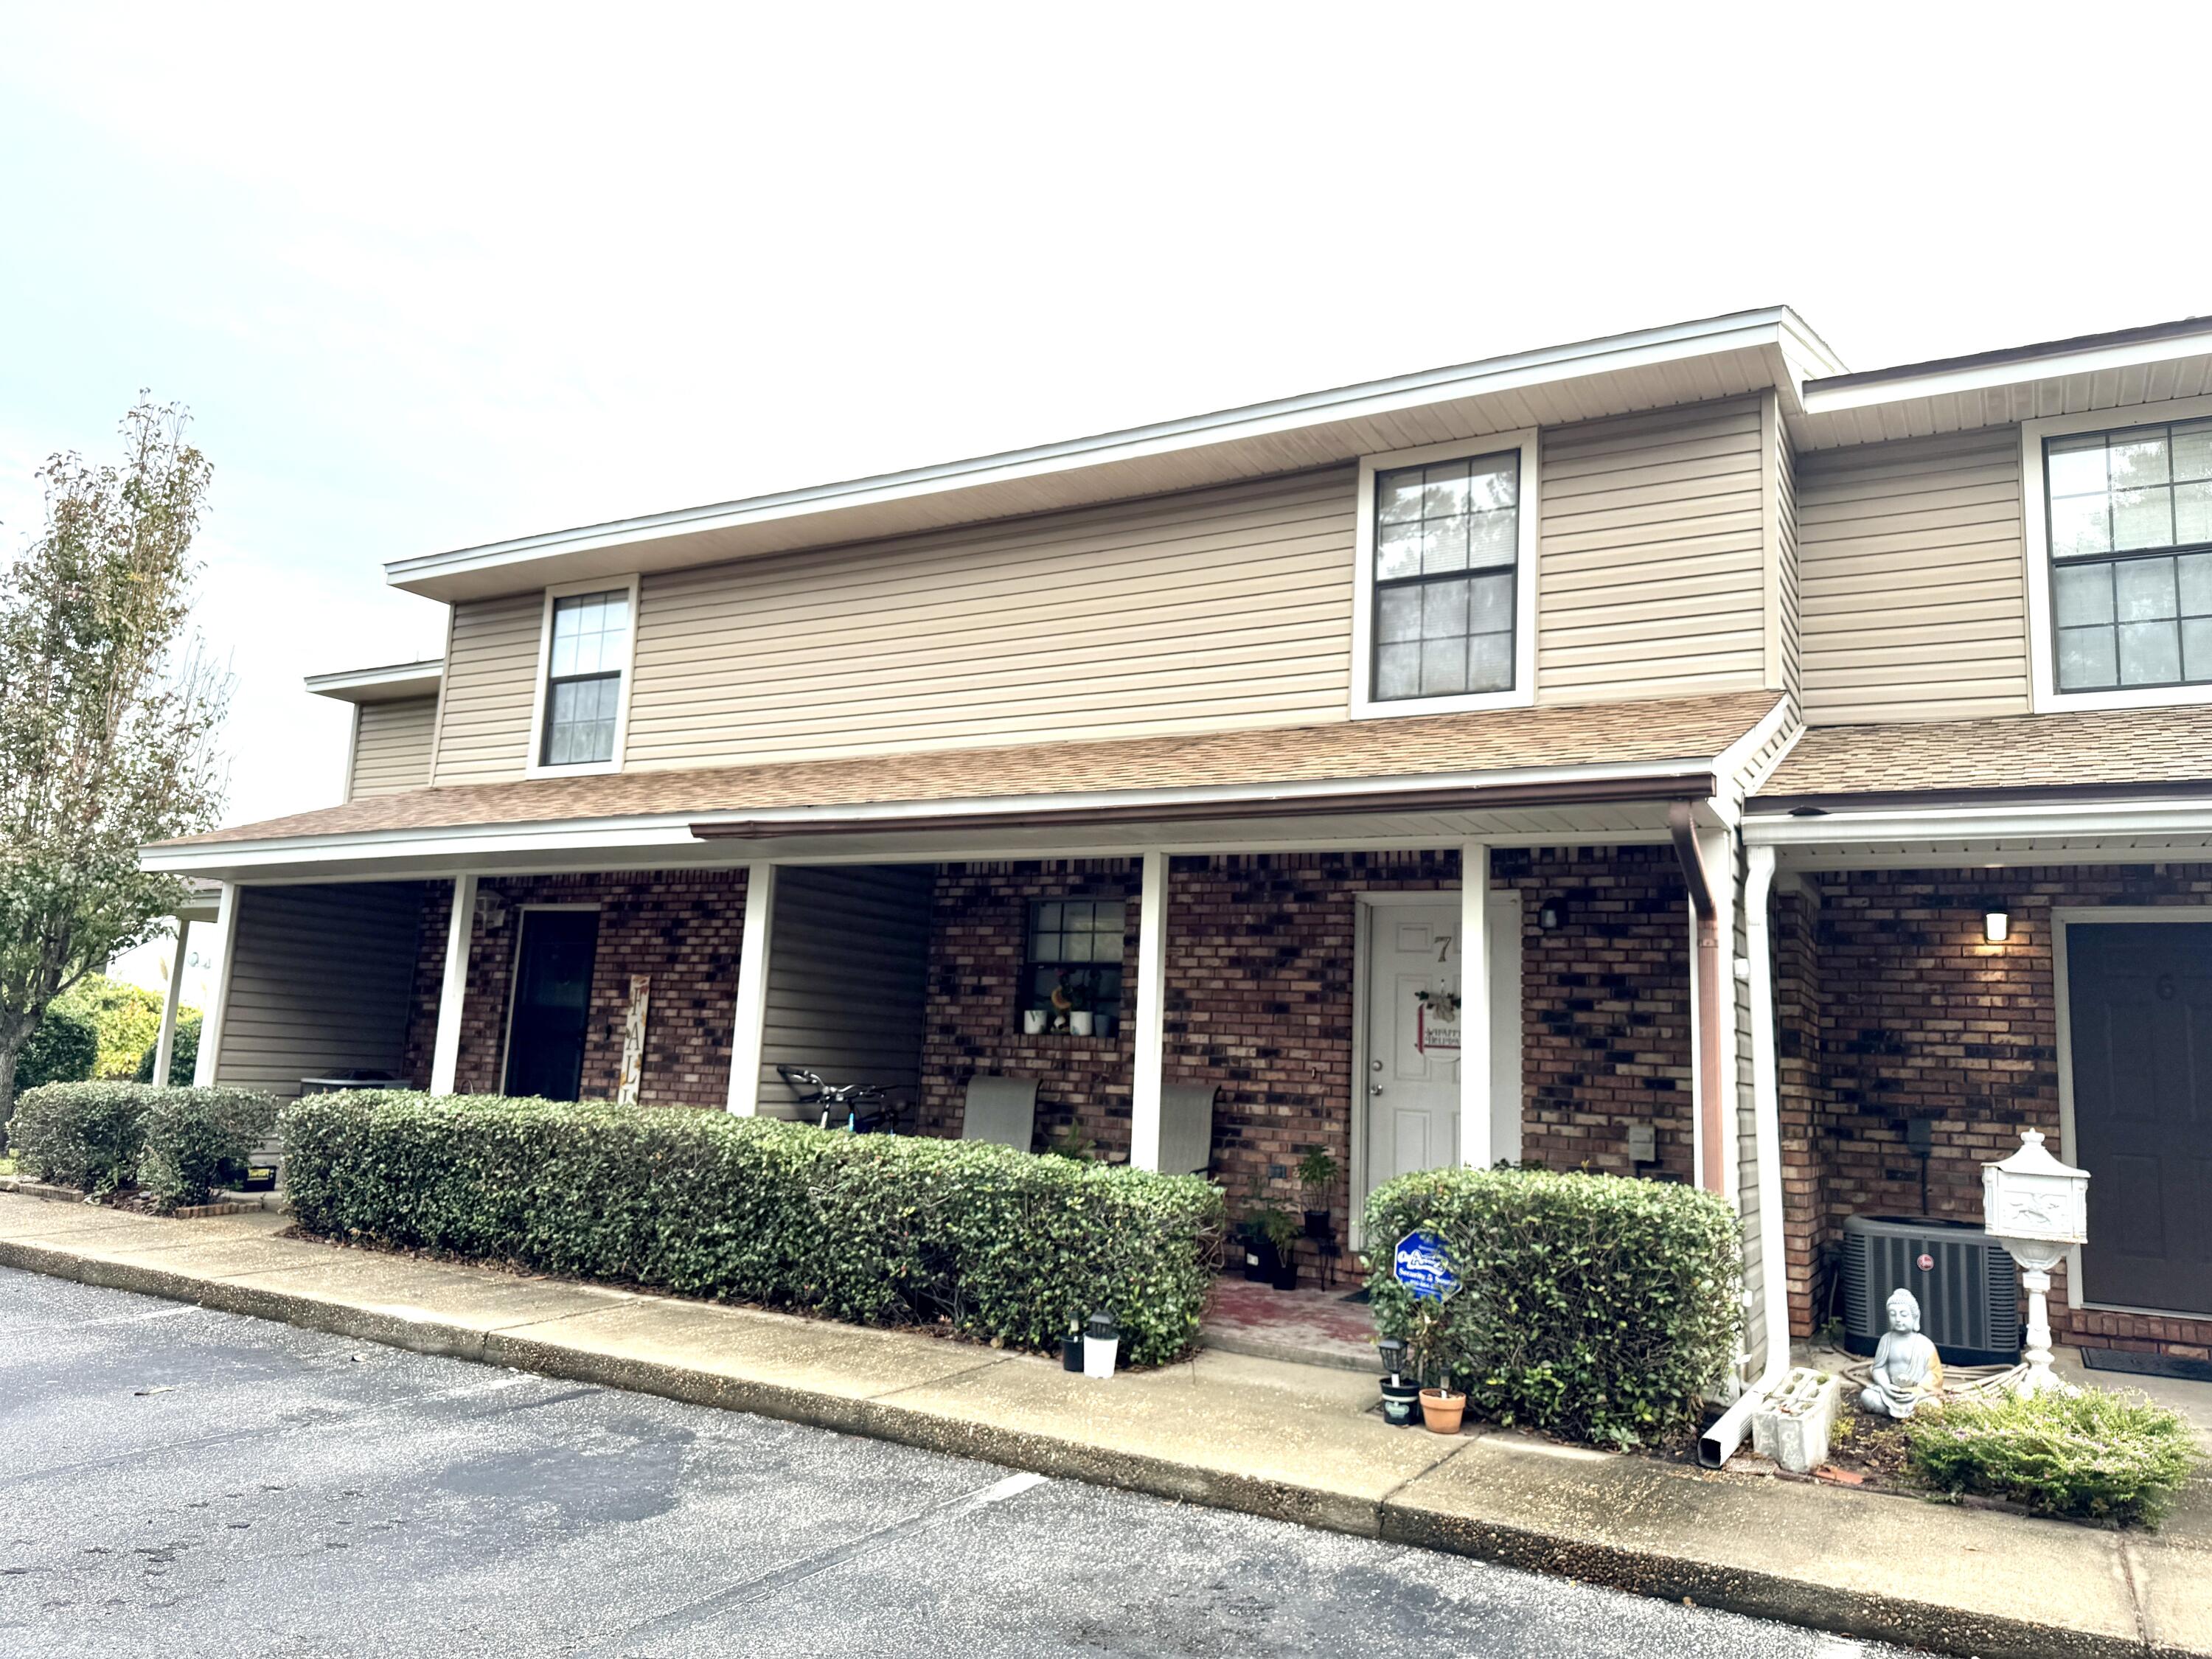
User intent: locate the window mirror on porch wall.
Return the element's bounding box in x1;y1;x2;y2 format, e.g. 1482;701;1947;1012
1349;431;1538;721
2028;402;2212;712
1023;898;1125;1029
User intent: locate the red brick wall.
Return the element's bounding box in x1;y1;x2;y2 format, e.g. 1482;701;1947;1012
1773;888;1826;1335
403;869;747;1108
918;846;1694;1279
1784;864;2212;1360
919;860;1141;1158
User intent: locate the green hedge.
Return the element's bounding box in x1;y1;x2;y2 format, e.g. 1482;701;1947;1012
136;1012;201;1085
9;1080;275;1206
1907;1386;2201;1527
282;1091;1226;1366
17;1004;100;1093
1365;1166;1743;1448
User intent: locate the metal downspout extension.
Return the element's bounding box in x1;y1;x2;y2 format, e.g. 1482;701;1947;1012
1700;844;1793;1468
1667;801;1727;1196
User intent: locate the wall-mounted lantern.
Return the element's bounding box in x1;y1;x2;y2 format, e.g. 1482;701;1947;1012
1983;908;2011;943
1537;898;1562;931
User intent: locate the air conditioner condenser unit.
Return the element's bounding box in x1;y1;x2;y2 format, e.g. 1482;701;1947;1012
1841;1214;2020;1368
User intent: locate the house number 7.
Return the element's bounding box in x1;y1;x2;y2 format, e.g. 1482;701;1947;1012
1435;933;1453;964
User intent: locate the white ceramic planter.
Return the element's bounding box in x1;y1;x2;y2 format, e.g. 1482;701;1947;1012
1022;1009;1048;1034
1082;1332;1119;1378
1069;1012;1095;1036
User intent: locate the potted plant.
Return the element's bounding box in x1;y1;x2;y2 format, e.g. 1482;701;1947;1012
1257;1203;1301;1291
1408;1301;1465;1434
1296;1147;1338;1240
1376;1335;1419;1427
1023;1008;1048;1035
1054;970;1096;1036
1236;1210;1275;1282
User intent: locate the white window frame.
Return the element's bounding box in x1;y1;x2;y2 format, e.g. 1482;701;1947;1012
2023;395;2212;714
1350;431;1540;720
524;574;641;778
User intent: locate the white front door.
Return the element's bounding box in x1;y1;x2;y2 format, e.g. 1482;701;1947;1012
1361;896;1522;1197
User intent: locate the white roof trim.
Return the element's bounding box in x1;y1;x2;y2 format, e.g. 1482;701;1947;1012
1801;321;2212;417
386;307;1842;600
1745;795;2212;848
304;658;445;704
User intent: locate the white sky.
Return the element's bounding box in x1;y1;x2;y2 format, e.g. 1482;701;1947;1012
4;1;2211;996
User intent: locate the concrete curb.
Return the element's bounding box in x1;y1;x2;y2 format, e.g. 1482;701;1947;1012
1;1231;2196;1659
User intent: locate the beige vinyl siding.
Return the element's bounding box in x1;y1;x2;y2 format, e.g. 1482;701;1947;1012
1536;397;1770;703
430;592;543;785
624;470;1355;770
1796;428;2028;725
349;697;438;799
1773;398;1801;698
757;866;933;1115
213;883;426;1100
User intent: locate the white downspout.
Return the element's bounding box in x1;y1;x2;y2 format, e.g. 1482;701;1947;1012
1698;844;1793;1468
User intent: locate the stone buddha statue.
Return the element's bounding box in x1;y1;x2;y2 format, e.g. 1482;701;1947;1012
1859;1287;1943;1419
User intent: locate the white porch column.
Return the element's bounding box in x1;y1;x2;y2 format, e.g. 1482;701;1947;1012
725;861;777;1114
1459;840;1492;1169
190;884;237;1088
429;873;478;1096
1128;850;1169;1172
152;917;192;1088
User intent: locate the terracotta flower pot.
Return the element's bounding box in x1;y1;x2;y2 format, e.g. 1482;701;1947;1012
1419;1387;1466;1434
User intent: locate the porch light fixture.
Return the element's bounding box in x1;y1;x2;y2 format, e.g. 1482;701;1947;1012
1983;908;2010;944
1538;898;1562;931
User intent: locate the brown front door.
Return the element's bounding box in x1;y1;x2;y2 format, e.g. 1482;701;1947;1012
2067;922;2212;1316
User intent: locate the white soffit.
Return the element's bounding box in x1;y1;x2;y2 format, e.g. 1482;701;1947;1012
386;307;1840;602
1791;319;2212;451
305;658;445;704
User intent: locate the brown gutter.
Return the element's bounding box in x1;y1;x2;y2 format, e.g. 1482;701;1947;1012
689;772;1718;841
1668;801;1728;1197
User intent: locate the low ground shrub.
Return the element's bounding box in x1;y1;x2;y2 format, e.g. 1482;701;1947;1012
7;1081;276;1203
1907;1386;2201;1526
282;1091;1225;1365
1365;1165;1742;1448
139;1087;278;1211
16;1004;100;1093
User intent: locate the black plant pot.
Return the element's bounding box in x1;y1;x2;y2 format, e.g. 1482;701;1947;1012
1242;1238;1276;1284
1302;1209;1332;1241
1380;1379;1420;1427
1270;1253;1299;1293
1061;1332;1084;1372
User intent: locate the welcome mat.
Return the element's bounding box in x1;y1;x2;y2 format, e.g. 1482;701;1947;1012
2080;1346;2212;1385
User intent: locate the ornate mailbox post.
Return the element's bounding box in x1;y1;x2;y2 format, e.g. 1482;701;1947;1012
1981;1130;2090;1395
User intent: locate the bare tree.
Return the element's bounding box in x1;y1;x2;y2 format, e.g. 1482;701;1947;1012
0;399;229;1124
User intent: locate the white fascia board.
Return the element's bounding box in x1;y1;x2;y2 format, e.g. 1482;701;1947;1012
1745;796;2212;848
139;753;1725;877
304;659;445;703
1800;323;2212;417
386;308;1831;595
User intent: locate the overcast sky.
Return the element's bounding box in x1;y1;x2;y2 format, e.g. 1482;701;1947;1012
4;1;2211;841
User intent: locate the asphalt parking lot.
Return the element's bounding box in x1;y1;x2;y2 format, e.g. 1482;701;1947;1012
0;1268;1903;1657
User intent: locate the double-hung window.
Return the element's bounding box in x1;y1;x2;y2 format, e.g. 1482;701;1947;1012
1352;433;1538;716
2042;419;2212;694
535;583;634;769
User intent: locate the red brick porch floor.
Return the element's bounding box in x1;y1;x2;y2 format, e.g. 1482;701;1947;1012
1203;1275;1377;1374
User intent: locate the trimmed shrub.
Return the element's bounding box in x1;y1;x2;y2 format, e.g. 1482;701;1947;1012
1365;1165;1743;1448
10;1082;150;1192
282;1091;1225;1365
1907;1387;2201;1526
134;1011;201;1085
55;976;167;1081
139;1087;279;1211
7;1081;276;1203
17;1004;100;1092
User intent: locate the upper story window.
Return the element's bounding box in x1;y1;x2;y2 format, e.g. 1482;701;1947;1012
1352;432;1538;718
2045;420;2212;693
529;578;637;773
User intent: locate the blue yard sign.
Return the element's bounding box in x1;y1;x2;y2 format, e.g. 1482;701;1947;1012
1391;1230;1461;1302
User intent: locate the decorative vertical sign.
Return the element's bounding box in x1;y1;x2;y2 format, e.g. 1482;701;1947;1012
1415;990;1461;1054
616;973;650;1105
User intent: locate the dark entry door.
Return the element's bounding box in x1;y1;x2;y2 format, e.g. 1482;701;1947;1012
504;909;599;1101
2067;922;2212;1316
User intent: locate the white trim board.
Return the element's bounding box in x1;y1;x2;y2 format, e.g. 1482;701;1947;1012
2049;905;2212;1324
1349;431;1540;720
2021;394;2212;715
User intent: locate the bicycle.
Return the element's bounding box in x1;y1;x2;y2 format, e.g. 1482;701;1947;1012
775;1065;908;1134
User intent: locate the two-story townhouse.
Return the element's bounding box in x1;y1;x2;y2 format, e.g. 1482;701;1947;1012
143;307;2212;1400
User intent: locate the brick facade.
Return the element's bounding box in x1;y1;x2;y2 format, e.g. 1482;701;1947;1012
403;869;747;1108
1776;863;2212;1360
916;846;1694;1279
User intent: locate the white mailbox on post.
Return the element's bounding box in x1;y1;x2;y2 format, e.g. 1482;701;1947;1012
1981;1130;2090;1395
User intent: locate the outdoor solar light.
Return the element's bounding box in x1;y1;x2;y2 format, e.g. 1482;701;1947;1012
1377;1335;1408;1384
1983;908;2010;943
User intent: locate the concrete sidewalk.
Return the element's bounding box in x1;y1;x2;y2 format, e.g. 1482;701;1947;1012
2;1192;2205;1659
